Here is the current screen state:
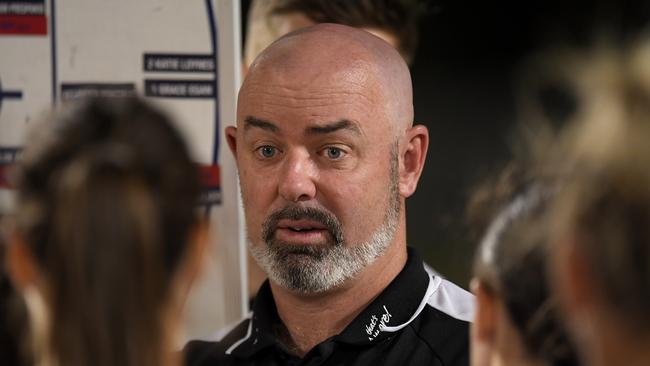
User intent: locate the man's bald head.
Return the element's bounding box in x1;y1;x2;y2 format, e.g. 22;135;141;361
230;23;429;299
241;23;414;136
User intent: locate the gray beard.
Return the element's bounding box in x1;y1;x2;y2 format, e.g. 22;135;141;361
249;145;401;294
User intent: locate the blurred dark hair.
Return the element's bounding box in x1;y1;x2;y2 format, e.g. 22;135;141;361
271;0;427;64
470;165;579;366
14;97;200;366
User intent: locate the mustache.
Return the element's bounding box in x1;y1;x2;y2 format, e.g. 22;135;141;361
262;205;344;245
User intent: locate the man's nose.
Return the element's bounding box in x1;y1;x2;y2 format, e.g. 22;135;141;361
278;150;317;202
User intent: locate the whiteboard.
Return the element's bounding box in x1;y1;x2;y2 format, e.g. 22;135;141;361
0;0;246;342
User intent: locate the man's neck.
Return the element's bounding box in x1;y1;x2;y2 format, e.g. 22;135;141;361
270;241;408;357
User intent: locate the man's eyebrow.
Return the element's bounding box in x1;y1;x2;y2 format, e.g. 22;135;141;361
305;120;362;136
244;116;279;133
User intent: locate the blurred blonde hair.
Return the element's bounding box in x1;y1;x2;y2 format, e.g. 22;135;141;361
532;32;650;336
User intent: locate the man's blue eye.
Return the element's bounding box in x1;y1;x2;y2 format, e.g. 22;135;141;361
259;146;276;158
326;147;343;159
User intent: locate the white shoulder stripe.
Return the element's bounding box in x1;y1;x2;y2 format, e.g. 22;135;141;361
204;312;252;343
225;314;254;355
381;274;438;333
426;276;475;322
381;275;474;334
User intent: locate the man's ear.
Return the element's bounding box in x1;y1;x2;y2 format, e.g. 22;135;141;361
6;227;39;291
226;126;238;157
399;124;429;197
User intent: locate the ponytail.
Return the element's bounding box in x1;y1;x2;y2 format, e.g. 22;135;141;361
47;148;165;366
15;98;200;366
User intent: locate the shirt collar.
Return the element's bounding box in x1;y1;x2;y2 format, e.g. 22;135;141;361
228;281;282;358
229;247;431;356
334;247;430;345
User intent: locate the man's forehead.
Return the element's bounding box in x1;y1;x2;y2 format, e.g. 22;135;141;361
238;86;379;133
240;55;384;110
239;64;380;113
245;55;377;90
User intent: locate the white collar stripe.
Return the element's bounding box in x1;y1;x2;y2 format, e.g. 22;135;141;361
225;315;253;355
426;277;474;322
381;275;474;334
381;275;440;333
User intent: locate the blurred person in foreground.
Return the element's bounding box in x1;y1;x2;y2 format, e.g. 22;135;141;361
545;37;650;366
184;23;473;366
468;165;579;366
242;0;428;298
4;98;207;366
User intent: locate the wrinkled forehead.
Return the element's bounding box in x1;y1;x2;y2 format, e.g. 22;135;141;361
242;57;380;99
238;55;388;124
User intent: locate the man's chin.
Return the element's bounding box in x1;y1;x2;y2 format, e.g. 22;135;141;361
270;241;333;260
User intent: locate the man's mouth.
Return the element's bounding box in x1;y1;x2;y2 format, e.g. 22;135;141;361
274;219;330;244
279;219;326;230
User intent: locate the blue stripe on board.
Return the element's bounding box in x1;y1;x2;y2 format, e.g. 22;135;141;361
205;0;220;165
50;0;57;104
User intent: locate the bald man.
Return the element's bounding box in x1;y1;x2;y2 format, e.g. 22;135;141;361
242;0;426;298
184;24;473;366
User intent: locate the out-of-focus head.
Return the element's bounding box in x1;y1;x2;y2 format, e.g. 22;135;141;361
243;0;424;71
520;38;650;365
542;37;650;366
469;165;578;366
228;23;427;294
6;97;202;366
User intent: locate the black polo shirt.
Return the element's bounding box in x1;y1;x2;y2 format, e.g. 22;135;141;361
184;248;474;366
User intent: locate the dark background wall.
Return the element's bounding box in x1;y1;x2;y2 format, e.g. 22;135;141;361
241;0;650;288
